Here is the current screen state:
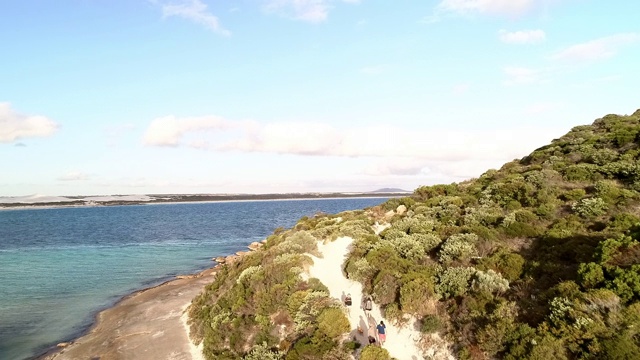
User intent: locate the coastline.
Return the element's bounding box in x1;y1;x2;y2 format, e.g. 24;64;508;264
0;193;405;211
37;238;264;360
39;266;217;360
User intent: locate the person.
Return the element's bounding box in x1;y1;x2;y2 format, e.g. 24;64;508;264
376;321;386;345
368;335;377;345
364;296;372;313
344;293;352;306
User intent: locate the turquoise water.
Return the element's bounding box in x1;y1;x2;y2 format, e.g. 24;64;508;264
0;198;387;360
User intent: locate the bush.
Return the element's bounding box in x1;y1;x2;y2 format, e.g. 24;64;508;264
317;307;350;339
243;342;283;360
421;314;443;333
472;269;510;294
372;271;400;306
577;262;605;289
435;267;475;299
391;235;426;260
359;345;391;360
572;197;607;218
400;277;438;315
438;233;478;263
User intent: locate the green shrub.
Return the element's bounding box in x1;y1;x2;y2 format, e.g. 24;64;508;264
317;307;350;339
400;276;438;315
420;314;443;333
438;233;478;263
372;270;400;306
359;345;391;360
243;342;283;360
572;197;607;218
577;262;605;289
563;189;587;201
472;269;510;294
478;250;524;282
435;267;475;299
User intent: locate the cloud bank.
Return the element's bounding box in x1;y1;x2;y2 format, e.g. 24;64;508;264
0;103;59;143
142;114;561;180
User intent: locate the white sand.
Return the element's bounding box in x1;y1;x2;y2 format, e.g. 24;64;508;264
307;236;430;360
181;305;205;360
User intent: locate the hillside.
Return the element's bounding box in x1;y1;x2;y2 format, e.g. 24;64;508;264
188;109;640;359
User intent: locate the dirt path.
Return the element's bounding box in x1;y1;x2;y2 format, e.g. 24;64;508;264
307;236;431;360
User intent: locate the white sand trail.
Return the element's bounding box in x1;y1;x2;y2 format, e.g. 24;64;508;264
307;236;426;360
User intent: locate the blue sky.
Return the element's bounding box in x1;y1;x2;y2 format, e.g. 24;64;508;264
1;0;639;196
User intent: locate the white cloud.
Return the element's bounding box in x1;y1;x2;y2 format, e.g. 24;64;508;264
263;0;359;23
144;115;559;160
143;115;563;183
159;0;231;36
142;115;230;146
551;33;640;63
0;102;59;143
503;66;543;85
437;0;536;17
499;29;545;44
58;171;90;181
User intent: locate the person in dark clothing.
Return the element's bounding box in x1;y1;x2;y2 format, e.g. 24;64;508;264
344;293;352;306
368;335;377;345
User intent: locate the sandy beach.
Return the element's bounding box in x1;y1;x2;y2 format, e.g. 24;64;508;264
41;269;215;360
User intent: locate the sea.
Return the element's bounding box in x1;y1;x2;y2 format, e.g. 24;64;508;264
0;197;388;360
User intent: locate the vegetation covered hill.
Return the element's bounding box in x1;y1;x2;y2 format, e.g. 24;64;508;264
189;109;640;359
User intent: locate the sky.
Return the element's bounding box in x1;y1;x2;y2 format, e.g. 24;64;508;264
1;0;639;197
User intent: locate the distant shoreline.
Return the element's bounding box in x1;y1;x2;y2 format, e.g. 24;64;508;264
0;192;409;211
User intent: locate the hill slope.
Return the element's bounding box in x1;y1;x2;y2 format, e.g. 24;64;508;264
189;109;640;360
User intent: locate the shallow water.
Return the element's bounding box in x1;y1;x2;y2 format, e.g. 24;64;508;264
0;198;387;360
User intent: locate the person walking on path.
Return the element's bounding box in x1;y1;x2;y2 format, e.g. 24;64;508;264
376;321;387;345
363;296;372;315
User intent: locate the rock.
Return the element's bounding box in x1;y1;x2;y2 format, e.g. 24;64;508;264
235;251;249;257
384;210;395;220
248;242;262;251
175;274;196;279
225;255;238;264
396;205;407;215
214;256;226;264
261;239;268;244
57;342;71;348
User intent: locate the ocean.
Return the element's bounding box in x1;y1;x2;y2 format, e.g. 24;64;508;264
0;197;387;360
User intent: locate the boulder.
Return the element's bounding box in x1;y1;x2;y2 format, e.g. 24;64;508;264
57;342;71;348
248;242;262;251
214;256;226;264
396;205;407;215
